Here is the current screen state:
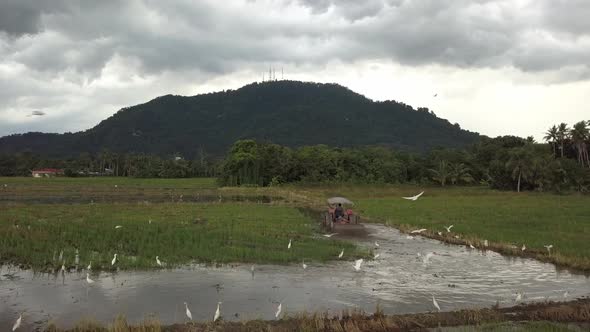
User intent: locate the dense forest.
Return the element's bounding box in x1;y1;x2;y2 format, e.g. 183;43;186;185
0;81;478;157
1;120;589;193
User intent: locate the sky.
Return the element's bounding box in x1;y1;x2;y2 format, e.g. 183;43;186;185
0;0;589;141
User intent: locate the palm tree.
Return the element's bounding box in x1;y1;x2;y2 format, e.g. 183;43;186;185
429;160;450;186
570;121;589;167
557;123;569;158
544;125;558;157
506;147;534;192
449;162;474;185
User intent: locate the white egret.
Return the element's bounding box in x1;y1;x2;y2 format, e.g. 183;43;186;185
484;240;488;247
148;219;152;224
156;256;162;266
544;245;553;254
58;250;63;261
411;228;427;234
12;314;22;331
406;235;414;240
338;249;344;258
514;291;522;302
353;258;363;271
374;242;380;247
374;253;380;259
251;265;255;273
563;290;569;299
423;252;434;264
302;260;307;270
521;244;526;251
469;244;475;249
322;233;338;238
111;253;117;266
184;302;193;320
115;225;123;229
275;302;282;319
437;231;442;236
86;273;94;284
402;191;424;201
61;262;65;272
445;225;454;232
288;239;292;249
432;295;441;312
87;262;92;270
214;302;222;322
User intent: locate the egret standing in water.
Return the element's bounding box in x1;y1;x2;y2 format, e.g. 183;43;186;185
432;295;441;312
111;253;117;266
214;302;222;321
353;259;363;271
521;244;526;251
87;262;92;270
156;256;162;266
275;302;282;319
184;302;192;320
302;260;307;270
12;314;22;331
338;249;344;258
86;273;94;284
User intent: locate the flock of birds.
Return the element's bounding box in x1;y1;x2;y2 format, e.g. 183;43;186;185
7;190;567;330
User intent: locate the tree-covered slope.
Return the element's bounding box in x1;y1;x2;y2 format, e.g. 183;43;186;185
0;81;479;157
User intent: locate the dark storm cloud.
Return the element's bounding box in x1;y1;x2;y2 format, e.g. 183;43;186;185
1;0;588;77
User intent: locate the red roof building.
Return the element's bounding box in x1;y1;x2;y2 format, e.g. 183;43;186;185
31;168;64;177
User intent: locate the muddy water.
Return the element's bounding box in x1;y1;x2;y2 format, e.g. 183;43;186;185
1;224;589;330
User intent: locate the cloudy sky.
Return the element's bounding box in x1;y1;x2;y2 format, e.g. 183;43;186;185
1;0;589;140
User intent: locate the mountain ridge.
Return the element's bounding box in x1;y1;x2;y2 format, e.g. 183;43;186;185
0;80;480;157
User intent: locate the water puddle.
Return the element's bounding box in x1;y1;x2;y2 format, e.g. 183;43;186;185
1;224;589;330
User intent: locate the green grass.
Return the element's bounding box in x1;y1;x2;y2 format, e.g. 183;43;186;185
0;202;366;271
354;186;590;270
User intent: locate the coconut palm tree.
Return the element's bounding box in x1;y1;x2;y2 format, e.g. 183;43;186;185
506;147;534;192
429;160;451;186
570;121;589;167
449;162;474;185
557;123;569;158
544;125;558;158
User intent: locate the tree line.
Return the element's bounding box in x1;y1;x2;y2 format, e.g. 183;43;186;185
1;120;588;193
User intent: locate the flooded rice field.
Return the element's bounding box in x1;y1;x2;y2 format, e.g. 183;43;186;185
1;224;589;330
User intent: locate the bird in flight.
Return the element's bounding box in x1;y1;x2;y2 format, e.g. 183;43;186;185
544;245;553;254
402;191;424;201
411;228;427;234
445;225;454;232
323;233;338;238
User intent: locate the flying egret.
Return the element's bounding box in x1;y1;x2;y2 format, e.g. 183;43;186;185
214;302;222;322
87;262;92;270
288;239;292;249
521;244;526;251
411;228;427;234
115;225;122;229
184;302;192;320
338;249;344;258
323;233;338;238
12;314;22;331
353;258;363;271
111;253;117;266
445;225;454;232
374;253;380;259
86;273;94;284
275;302;282;319
544;245;553;254
302;260;307;270
432;295;441;312
402;191;424;201
156;256;162;266
374;242;380;247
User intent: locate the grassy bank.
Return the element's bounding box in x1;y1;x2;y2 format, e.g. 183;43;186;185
353;187;590;271
0;202;365;271
43;299;590;331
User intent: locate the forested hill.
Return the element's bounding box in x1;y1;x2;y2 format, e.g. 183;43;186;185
0;81;480;157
